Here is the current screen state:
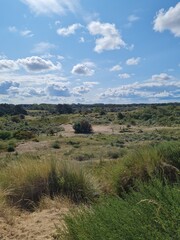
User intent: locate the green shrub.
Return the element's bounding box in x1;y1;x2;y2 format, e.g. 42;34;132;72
73;120;93;134
7;144;15;152
13;130;35;140
58;179;180;240
107;151;120;159
51;140;60;149
74;153;94;161
117;112;124;120
0;131;11;140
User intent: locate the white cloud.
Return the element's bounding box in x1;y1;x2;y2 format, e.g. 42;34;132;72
153;2;180;37
0;81;20;95
20;29;34;37
79;37;85;43
8;26;34;38
17;56;61;72
55;20;61;25
32;42;56;54
128;15;140;23
22;88;46;97
126;57;141;65
8;26;17;32
100;74;180;102
0;59;19;72
151;73;173;81
57;23;83;36
72;86;90;96
110;64;122;72
119;73;131;79
47;84;70;97
126;15;140;27
83;81;99;87
71;61;95;76
87;21;126;53
21;0;80;15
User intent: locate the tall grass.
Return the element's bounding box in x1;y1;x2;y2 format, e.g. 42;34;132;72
57;179;180;240
0;159;99;209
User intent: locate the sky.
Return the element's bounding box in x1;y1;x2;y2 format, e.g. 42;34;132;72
0;0;180;104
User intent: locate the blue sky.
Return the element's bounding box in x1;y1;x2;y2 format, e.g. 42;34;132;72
0;0;179;104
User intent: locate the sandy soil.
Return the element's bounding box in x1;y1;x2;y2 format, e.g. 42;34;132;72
0;205;69;240
15;141;50;153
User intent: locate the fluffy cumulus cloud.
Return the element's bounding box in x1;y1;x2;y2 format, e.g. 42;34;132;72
100;73;180;102
119;73;131;79
47;84;70;97
57;23;83;36
21;0;80;15
110;65;122;72
87;21;126;53
17;56;61;72
0;81;20;94
153;2;180;37
71;61;95;76
0;59;19;72
22;88;46;97
126;57;141;65
0;57;61;73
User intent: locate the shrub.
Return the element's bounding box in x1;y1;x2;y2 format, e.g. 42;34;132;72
7;144;15;152
58;180;180;240
117;112;124;120
0;131;11;140
74;153;94;161
73;119;93;134
51;140;60;149
107;151;120;159
13;130;35;140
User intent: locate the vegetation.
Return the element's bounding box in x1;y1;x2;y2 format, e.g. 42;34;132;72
0;159;99;209
0;103;179;239
59;180;179;240
73;119;93;134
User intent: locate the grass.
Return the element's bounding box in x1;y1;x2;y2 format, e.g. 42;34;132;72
57;179;180;240
0;158;99;209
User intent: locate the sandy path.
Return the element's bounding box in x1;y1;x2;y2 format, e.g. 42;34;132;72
0;207;68;240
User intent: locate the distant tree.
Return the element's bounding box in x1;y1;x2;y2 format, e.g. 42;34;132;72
73;119;93;134
56;104;73;114
117;112;124;120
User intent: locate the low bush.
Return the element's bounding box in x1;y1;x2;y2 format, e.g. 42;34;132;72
0;131;11;140
74;153;94;161
7;144;15;152
58;179;180;240
51;140;60;149
13;130;35;140
73;119;93;134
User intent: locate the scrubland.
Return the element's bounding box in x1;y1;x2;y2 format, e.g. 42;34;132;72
0;103;179;239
